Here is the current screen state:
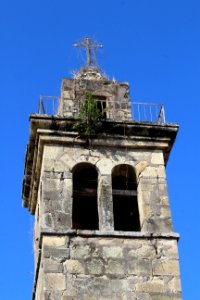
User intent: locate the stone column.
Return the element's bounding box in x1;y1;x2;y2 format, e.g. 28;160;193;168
98;174;114;231
138;166;173;232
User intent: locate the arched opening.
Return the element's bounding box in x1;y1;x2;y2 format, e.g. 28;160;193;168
72;163;99;230
112;164;140;231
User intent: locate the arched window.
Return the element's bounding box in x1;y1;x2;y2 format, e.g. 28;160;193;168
112;164;140;231
72;163;99;230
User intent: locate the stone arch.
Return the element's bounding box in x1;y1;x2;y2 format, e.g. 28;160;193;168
112;164;140;231
72;162;99;230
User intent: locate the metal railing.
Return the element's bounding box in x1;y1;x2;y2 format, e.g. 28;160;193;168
37;96;166;123
131;102;165;123
38;96;60;115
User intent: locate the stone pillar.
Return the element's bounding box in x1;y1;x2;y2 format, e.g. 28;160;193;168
41;171;72;232
138;163;173;232
98;174;114;231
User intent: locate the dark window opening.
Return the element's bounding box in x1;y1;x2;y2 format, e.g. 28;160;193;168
72;163;99;230
112;164;140;231
95;95;107;119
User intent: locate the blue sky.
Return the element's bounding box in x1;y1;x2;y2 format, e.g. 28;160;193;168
0;0;199;299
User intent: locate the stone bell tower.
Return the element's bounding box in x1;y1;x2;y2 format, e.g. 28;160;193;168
22;37;182;300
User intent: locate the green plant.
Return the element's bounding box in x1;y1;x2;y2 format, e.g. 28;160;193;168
73;92;106;137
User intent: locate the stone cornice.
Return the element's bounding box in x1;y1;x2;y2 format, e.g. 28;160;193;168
40;229;180;240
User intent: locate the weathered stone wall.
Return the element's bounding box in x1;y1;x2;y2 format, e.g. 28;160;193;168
39;144;172;234
58;78;132;121
35;235;181;300
32;143;182;299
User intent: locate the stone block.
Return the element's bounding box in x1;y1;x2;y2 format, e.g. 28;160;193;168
43;189;61;201
153;259;180;276
124;239;142;247
139;181;155;192
43;247;70;261
43;198;62;212
106;259;125;275
160;241;179;259
61;293;75;300
138;244;155;258
143;216;173;232
150;293;182;300
62;90;72;99
116;292;151;300
168;277;182;293
83;297;98;300
60;178;72;201
141;191;151;203
86;259;104;275
98;238;116;245
44;273;65;291
44;145;62;156
43;213;53;228
135;161;148;177
43;291;52;300
151;152;164;165
141;166;166;178
71;244;91;259
102;246;123;258
160;195;170;206
142;205;153;219
127;258;152;275
64;259;84;274
43;236;66;247
52;160;70;173
64;275;110;296
54;212;71;230
43;258;63;273
96;159;113;175
107;278;130;293
160;206;171;218
136;277;164;293
43;178;60;192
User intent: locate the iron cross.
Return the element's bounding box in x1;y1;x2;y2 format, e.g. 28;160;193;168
73;37;103;67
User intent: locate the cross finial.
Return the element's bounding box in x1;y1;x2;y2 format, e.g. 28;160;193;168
73;36;103;67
